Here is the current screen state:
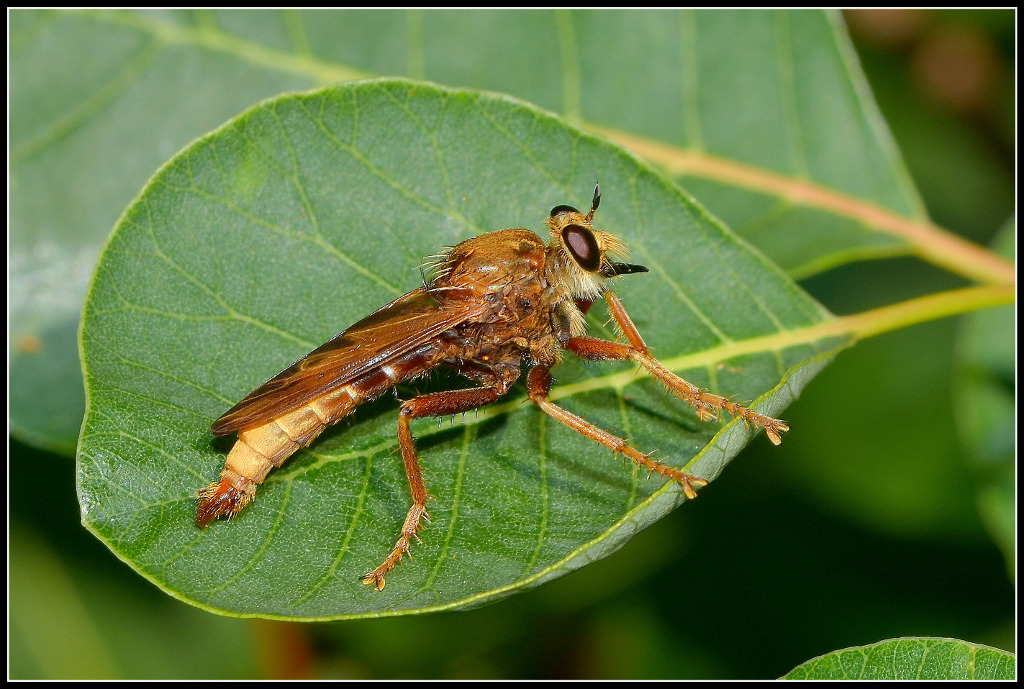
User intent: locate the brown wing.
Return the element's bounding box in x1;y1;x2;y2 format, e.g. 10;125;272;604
212;288;485;435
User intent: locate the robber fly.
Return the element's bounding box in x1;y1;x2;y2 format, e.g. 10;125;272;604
198;185;789;590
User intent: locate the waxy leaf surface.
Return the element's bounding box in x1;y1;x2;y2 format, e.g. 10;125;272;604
78;80;838;617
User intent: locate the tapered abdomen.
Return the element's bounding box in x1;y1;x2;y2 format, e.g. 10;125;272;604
197;349;437;527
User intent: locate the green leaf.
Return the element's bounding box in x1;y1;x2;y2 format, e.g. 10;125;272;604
954;219;1015;574
12;9;921;455
784;637;1016;680
77;79;837;618
9;8;331;455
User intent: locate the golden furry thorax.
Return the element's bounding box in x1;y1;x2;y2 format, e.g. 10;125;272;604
421;186;640;305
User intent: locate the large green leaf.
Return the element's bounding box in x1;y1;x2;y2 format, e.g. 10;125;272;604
784;637;1015;680
77;80;837;618
11;9;916;455
954;220;1015;574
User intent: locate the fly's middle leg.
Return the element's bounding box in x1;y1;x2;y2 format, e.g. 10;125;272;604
362;384;509;591
526;364;708;498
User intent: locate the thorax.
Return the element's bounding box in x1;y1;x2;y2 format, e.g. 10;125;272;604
429;229;574;366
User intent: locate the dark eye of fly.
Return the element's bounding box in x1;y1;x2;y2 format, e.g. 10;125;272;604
561;224;602;272
549;204;580;219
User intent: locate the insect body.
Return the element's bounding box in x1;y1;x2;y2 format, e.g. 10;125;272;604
198;186;790;590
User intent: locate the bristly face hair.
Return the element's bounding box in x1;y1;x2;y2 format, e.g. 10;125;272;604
540;183;645;338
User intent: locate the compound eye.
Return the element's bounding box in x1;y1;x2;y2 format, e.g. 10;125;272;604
561;224;602;272
550;204;580;219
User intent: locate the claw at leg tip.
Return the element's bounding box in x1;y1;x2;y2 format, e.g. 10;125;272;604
683;476;708;500
362;573;386;591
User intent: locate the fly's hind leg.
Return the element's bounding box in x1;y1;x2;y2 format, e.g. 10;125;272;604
526;365;708;498
362;381;512;591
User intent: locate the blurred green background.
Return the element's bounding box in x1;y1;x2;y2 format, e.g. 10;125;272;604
9;9;1014;678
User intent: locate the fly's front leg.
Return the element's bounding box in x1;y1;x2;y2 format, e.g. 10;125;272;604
571;291;789;444
527;365;707;498
362;384;509;591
